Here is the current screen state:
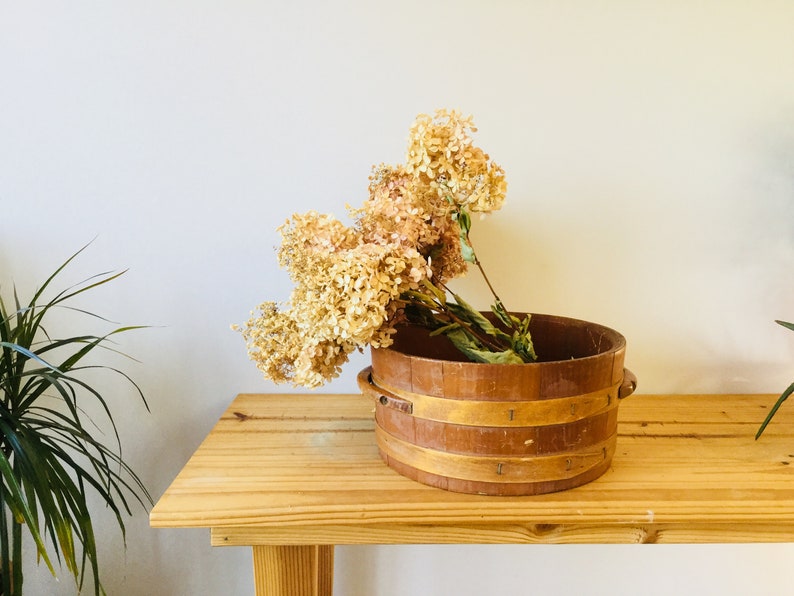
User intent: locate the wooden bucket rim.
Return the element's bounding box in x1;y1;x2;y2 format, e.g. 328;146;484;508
377;312;626;367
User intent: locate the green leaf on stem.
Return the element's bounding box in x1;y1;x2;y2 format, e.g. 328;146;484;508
448;293;507;339
446;328;523;364
452;209;476;264
490;301;514;328
401;291;437;309
420;280;447;306
428;323;461;337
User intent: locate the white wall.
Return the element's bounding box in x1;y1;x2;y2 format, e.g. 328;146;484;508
1;1;793;594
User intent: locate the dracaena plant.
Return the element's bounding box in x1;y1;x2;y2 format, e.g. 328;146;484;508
238;109;537;388
756;320;794;439
0;245;151;595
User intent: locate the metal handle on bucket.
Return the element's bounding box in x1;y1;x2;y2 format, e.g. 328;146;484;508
357;367;414;414
619;368;637;399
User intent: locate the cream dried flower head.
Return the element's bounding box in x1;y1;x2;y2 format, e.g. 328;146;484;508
405;109;507;214
238;109;524;388
239;213;429;388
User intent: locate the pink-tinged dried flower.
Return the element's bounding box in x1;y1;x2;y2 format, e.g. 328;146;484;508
240;212;431;387
356;163;467;284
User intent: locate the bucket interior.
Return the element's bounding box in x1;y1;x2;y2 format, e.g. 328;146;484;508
387;313;625;363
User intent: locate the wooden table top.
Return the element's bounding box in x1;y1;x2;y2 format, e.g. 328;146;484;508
149;392;794;545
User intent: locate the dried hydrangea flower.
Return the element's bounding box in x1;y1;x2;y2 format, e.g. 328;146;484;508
239;109;509;387
405;109;506;214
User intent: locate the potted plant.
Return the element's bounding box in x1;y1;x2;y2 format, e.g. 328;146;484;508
756;320;794;439
238;109;635;495
0;245;151;595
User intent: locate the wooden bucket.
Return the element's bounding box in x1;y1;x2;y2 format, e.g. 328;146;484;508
357;313;636;496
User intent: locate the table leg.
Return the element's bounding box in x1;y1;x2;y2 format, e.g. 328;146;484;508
252;545;334;596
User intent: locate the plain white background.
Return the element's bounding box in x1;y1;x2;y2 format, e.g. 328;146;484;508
1;1;793;594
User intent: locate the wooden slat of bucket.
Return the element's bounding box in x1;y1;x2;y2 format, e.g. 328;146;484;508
376;406;619;456
370;334;543;401
537;353;618;399
376;424;616;484
439;360;541;400
611;346;626;384
372;347;623;401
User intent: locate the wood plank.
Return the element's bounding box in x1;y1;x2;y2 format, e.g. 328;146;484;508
150;393;794;544
252;545;333;596
216;522;794;546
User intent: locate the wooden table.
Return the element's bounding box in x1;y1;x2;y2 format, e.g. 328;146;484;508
149;393;794;595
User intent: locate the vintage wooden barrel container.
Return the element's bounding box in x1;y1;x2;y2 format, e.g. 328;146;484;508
357;313;636;496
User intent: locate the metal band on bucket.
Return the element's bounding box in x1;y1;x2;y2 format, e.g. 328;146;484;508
376;424;617;484
368;370;621;428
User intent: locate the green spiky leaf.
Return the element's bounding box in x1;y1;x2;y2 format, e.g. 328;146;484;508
0;243;151;595
756;382;794;440
776;320;794;332
756;320;794;439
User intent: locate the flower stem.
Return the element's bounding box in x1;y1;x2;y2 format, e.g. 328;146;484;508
464;231;517;330
435;283;510;352
474;257;505;310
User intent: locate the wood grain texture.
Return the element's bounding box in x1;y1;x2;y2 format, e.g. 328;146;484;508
150;393;794;544
252;545;332;596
